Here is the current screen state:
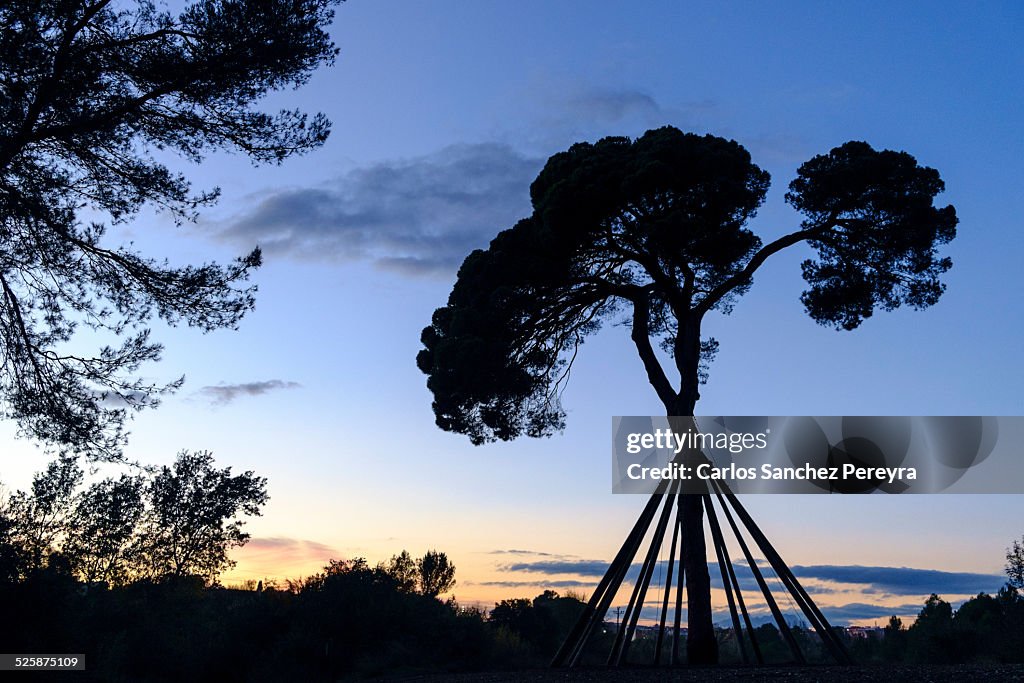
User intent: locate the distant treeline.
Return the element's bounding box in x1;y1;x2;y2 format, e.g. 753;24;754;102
0;553;587;681
848;590;1024;665
3;554;1024;680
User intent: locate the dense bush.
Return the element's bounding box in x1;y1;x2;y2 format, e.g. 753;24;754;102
0;555;587;681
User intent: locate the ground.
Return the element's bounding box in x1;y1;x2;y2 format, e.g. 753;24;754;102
393;664;1024;682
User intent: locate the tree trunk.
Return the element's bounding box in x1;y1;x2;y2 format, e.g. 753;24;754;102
680;493;717;664
632;297;717;664
666;412;718;665
669;313;718;664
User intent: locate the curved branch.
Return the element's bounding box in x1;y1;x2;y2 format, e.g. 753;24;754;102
694;219;836;317
630;288;676;409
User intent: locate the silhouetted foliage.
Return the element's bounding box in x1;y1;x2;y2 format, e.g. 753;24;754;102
908;594;955;663
488;590;587;661
0;450;266;585
954;591;1002;660
1007;536;1024;589
0;506;28;582
380;548;419;593
2;456;82;573
752;622;792;664
883;614;908;662
0;0;341;460
65;472;146;584
418;548;457;597
867;589;1024;665
282;555;496;678
786;142;957;330
490;597;535;631
138;450;267;582
0;551;1022;679
843;587;1024;667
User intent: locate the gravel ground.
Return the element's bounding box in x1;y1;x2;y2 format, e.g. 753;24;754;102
388;664;1024;682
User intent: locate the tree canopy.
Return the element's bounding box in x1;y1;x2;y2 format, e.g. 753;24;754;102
0;0;341;459
1008;536;1024;590
418;127;957;443
0;449;267;585
417;548;456;597
142;450;267;583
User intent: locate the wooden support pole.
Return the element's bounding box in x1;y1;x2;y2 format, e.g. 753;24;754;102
704;493;750;665
719;516;764;665
714;484;806;664
614;479;679;665
713;481;852;664
552;477;672;668
653;492;683;664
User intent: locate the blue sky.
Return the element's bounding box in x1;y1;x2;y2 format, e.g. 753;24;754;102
2;0;1023;624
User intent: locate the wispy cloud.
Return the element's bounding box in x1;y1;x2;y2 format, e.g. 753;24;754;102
198;379;301;406
218;143;542;277
524;81;807;165
472;580;598;589
561;88;663;124
245;537;337;555
488;549;560;557
504;81;721;153
231;536;340;580
552;86;716;129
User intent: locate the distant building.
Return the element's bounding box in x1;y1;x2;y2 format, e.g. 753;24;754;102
601;622;687;639
845;626;884;639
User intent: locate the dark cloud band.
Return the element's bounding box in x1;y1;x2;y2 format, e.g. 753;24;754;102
502;558;1005;598
218;143;542;276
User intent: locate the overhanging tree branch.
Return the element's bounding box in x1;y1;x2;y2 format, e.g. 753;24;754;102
0;0;342;459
